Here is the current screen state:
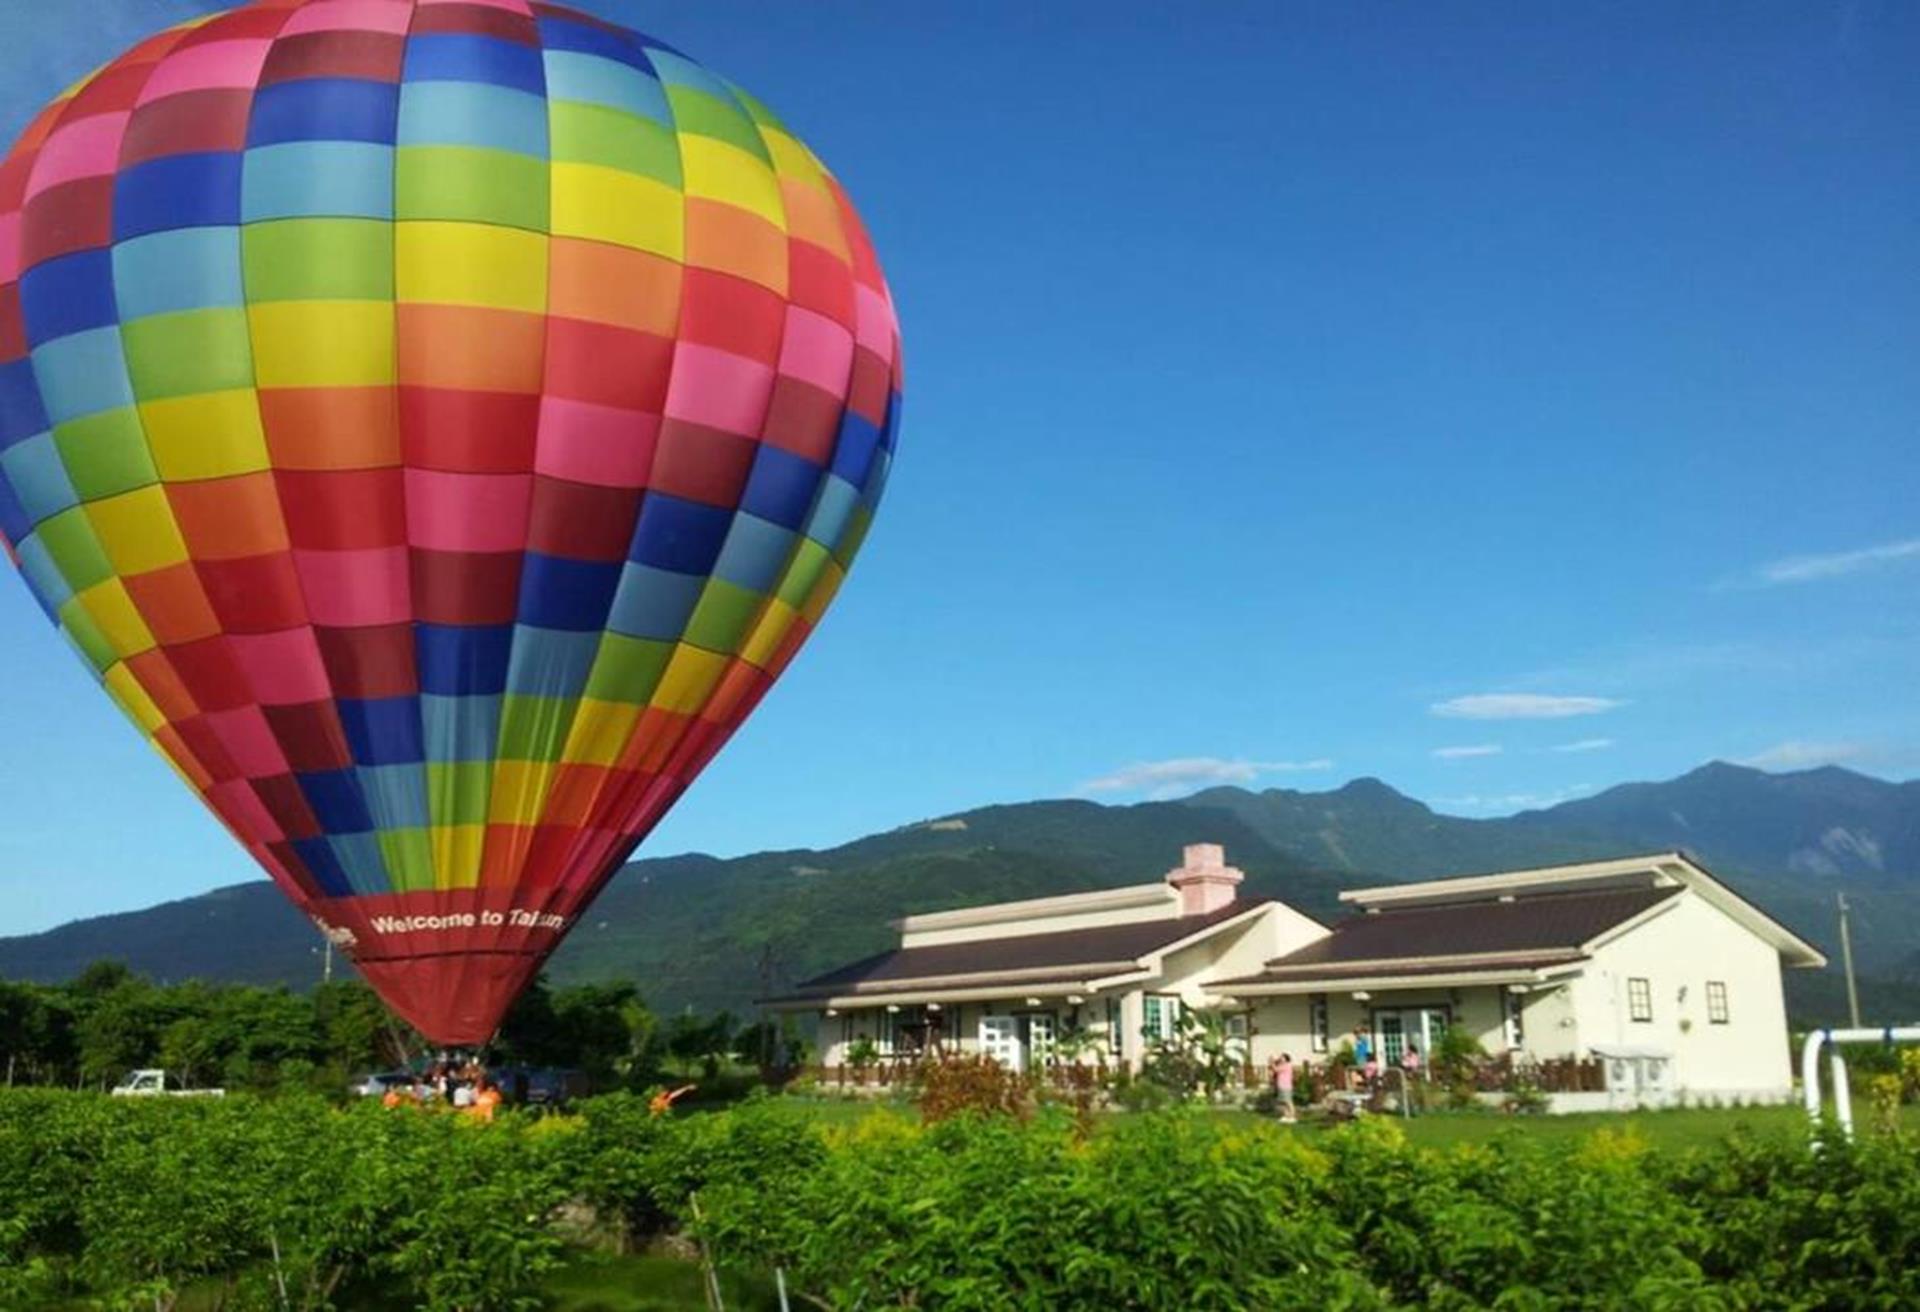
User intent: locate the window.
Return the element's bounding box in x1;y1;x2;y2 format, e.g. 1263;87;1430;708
1627;976;1652;1023
1104;996;1123;1058
877;1005;939;1056
1142;993;1180;1044
1224;1011;1250;1062
1706;980;1729;1024
1309;994;1329;1053
1502;990;1525;1050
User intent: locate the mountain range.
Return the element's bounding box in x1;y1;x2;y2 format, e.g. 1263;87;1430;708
3;761;1916;1024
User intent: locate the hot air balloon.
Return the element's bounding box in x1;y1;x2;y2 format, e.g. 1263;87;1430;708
0;0;900;1045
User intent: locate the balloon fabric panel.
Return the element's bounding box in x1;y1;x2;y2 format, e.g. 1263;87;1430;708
0;0;902;1045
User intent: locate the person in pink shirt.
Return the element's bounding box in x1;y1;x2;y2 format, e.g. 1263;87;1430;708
1273;1052;1297;1123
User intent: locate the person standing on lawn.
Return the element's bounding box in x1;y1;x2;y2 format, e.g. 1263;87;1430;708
1275;1052;1297;1123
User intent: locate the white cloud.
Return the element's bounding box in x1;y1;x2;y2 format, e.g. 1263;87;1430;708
1079;756;1333;800
1737;740;1875;770
1432;744;1503;760
1430;693;1624;720
1750;537;1920;587
1551;738;1615;753
1431;784;1591;812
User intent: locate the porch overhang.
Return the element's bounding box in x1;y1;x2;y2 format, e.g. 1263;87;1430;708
760;969;1141;1013
1203;953;1586;999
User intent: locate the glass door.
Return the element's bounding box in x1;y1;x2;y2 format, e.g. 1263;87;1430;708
1023;1013;1056;1069
1373;1008;1450;1068
1414;1008;1448;1063
979;1015;1021;1071
1376;1012;1406;1064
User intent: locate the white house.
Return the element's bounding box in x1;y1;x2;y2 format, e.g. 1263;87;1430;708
768;846;1827;1109
1213;852;1827;1108
765;845;1324;1071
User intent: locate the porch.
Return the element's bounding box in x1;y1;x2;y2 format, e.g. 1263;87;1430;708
812;993;1135;1077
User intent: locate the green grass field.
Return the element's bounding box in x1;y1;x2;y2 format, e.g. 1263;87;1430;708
166;1255;782;1312
540;1254;782;1312
784;1092;1919;1151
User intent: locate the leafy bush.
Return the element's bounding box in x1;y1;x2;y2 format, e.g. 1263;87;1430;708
1137;1009;1241;1102
915;1052;1030;1124
6;1086;1920;1310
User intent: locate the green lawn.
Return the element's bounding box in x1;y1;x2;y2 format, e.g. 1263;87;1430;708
167;1254;781;1312
1228;1099;1920;1149
782;1092;1920;1151
540;1253;782;1312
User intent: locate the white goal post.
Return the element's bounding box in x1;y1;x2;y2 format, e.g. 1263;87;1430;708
1801;1026;1920;1138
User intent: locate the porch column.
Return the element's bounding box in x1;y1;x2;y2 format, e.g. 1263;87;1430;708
1118;991;1144;1070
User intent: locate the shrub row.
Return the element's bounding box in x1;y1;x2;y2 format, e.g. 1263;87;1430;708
2;1087;1918;1310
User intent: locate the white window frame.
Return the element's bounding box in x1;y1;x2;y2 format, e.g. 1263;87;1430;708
1024;1011;1057;1068
1142;993;1181;1044
978;1014;1021;1070
1502;990;1524;1051
1309;994;1329;1053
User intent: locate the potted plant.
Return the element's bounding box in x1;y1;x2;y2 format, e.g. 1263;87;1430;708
845;1036;879;1087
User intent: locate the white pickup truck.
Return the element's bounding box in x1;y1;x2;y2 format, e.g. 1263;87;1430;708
110;1069;225;1098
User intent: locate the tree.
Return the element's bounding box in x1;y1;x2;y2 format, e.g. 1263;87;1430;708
667;1010;736;1079
1140;1009;1240;1102
74;978;172;1089
312;980;411;1074
0;982;72;1086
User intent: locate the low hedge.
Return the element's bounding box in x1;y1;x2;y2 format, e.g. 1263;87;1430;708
1;1088;1916;1310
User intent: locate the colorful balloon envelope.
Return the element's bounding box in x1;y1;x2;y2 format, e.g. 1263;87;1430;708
0;0;901;1043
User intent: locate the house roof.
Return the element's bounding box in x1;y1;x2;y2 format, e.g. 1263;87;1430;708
1334;851;1827;969
1207;885;1681;990
766;899;1271;1005
1280;886;1678;966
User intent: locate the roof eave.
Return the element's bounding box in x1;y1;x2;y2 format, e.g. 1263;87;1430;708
761;978;1118;1011
1205;964;1578;997
1339;852;1687;906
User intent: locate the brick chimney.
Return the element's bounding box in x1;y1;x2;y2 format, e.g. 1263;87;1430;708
1166;843;1243;916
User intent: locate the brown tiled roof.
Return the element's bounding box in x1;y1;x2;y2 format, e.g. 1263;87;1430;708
775;899;1270;1001
1219;885;1680;985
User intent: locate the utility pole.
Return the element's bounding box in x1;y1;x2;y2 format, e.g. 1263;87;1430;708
1837;892;1860;1028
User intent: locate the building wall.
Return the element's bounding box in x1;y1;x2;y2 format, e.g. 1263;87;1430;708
1571;892;1794;1096
1245;996;1314;1066
1516;979;1581;1060
1155;906;1327;1009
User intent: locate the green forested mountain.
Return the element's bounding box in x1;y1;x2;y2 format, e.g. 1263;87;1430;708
3;763;1916;1024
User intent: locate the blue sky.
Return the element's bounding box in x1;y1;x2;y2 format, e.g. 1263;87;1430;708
0;1;1915;933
